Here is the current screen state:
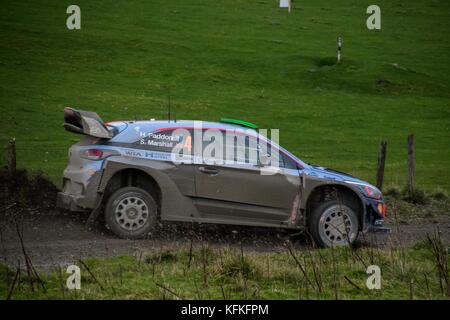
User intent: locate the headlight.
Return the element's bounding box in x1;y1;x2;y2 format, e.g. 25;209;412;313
344;181;382;200
361;185;382;199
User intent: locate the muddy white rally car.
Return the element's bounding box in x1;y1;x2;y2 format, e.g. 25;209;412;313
57;107;389;247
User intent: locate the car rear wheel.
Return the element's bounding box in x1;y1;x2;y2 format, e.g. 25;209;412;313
105;186;157;239
308;200;359;247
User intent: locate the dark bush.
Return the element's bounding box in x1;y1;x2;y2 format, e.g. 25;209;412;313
0;168;59;211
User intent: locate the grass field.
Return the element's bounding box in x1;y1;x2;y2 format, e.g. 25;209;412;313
0;0;449;190
1;240;449;300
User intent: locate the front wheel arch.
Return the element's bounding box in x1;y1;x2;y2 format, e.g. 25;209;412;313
305;184;364;231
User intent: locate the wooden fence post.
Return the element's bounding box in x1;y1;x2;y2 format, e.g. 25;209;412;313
407;134;414;197
376;140;387;190
8;138;16;175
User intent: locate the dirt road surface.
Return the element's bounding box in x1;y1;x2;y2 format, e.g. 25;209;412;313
0;210;449;271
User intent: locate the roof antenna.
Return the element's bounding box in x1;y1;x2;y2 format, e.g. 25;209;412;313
134;89;138;121
174;98;177;123
167;87;171;123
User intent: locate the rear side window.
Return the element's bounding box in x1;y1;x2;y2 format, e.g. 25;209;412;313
136;129;187;153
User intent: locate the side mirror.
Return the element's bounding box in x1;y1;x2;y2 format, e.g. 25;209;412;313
259;154;271;167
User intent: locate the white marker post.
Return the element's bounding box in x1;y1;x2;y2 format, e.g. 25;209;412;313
279;0;292;13
337;36;342;63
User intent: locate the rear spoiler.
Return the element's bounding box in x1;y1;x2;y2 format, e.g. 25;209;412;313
63;107;113;139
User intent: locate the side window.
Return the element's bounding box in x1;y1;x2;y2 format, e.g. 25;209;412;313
280;153;298;169
224;132;259;165
240;134;258;164
202;129;225;164
226;133;281;167
258;136;298;169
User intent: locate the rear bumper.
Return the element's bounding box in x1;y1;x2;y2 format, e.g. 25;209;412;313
56;192;87;212
57;170;103;211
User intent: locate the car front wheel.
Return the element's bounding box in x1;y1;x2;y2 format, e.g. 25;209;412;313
308;200;359;247
105;186;157;239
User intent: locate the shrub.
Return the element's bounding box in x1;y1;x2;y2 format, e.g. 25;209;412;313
145;250;178;264
402;187;429;205
216;252;260;281
431;188;448;201
384;184;402;198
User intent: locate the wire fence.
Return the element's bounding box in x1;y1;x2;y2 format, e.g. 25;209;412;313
0;140;70;182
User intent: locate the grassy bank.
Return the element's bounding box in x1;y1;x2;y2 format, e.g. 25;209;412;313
0;0;449;190
1;236;449;300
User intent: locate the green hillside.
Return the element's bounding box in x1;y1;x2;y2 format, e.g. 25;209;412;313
1;0;449;190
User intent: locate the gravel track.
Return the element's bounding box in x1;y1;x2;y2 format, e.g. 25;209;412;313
1;210;448;270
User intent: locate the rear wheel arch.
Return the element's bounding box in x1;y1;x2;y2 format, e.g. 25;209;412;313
103;168;162;214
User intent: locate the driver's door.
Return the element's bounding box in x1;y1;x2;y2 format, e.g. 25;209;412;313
193;130;301;224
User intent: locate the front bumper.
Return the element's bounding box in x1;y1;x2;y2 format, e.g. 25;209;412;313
363;197;391;234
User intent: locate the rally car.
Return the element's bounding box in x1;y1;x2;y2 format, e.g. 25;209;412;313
57;107;389;247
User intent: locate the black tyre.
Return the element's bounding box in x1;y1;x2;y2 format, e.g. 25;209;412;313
308;200;359;247
105;186;157;239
